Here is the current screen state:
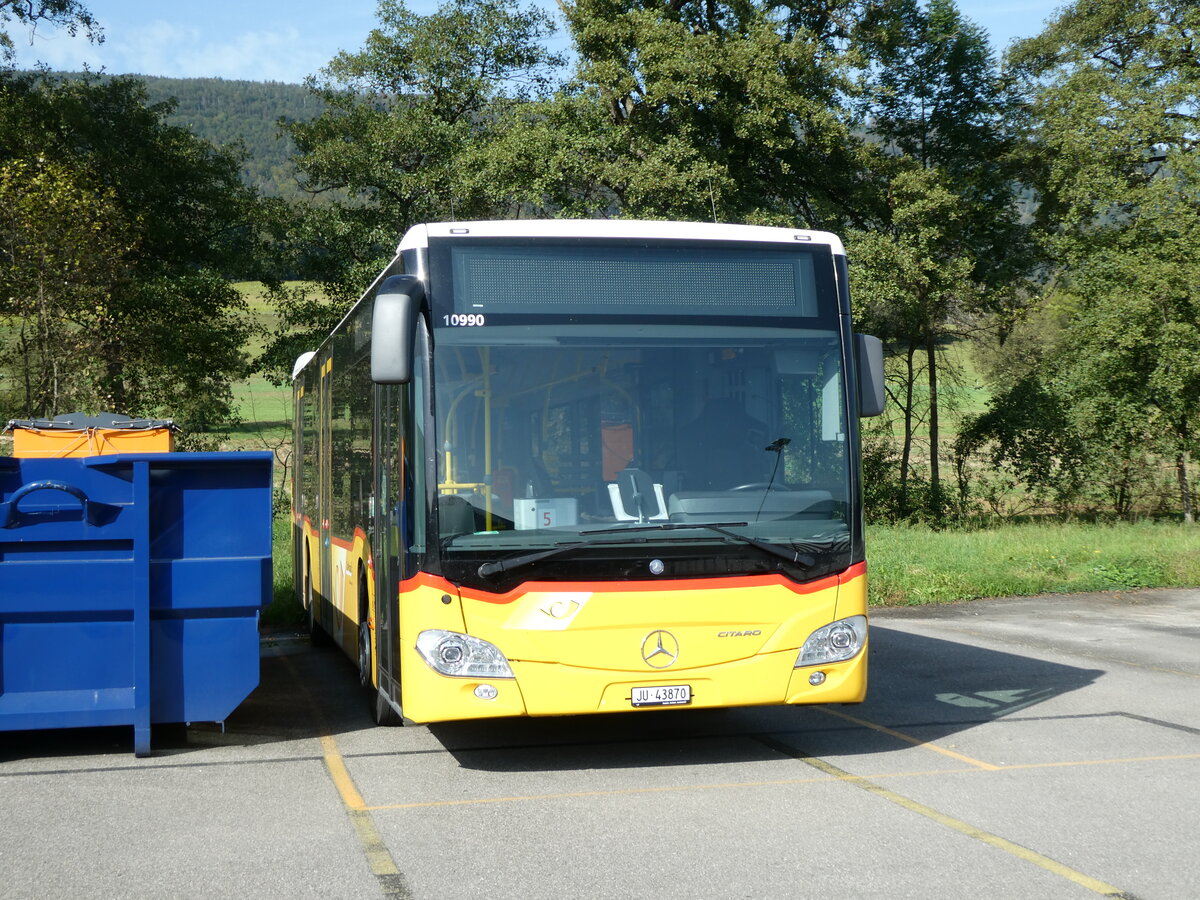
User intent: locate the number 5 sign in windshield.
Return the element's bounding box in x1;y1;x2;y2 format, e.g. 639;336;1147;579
514;498;579;530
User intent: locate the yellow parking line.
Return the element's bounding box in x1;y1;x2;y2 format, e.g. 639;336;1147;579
362;769;970;811
320;734;410;898
815;706;1001;769
320;734;367;810
361;751;1200;812
795;754;1132;898
1000;752;1200;771
284;657;411;899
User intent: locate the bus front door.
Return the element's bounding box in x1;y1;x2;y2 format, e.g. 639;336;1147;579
318;353;334;639
372;383;403;709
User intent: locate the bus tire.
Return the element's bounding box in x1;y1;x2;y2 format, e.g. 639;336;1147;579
358;575;402;725
357;574;372;687
357;619;372;688
372;688;404;727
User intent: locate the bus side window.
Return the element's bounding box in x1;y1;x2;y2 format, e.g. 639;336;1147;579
821;370;844;442
408;319;430;556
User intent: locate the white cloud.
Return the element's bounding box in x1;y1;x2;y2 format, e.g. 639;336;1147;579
109;21;203;76
9;16;337;83
172;27;327;83
9;22;105;71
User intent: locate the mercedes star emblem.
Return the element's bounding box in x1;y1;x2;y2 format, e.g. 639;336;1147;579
641;630;680;668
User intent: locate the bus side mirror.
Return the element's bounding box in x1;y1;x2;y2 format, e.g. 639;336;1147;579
855;333;886;417
371;276;425;384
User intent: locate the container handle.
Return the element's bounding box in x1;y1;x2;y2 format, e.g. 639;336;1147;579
0;480;97;528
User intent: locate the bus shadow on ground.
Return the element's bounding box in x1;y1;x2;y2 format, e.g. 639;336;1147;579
431;625;1104;773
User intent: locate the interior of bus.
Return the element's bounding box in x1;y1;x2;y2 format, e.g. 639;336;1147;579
434;323;850;548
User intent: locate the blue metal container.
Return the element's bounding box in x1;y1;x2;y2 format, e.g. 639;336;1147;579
0;452;273;756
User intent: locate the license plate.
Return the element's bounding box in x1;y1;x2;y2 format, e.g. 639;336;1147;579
631;685;691;707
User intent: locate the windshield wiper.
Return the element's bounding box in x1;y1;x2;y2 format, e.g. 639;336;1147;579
474;522;820;580
473;534;710;578
583;521;816;568
475;541;587;578
579;521;751;534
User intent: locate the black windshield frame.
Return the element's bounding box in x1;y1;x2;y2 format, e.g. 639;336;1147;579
419;235;864;592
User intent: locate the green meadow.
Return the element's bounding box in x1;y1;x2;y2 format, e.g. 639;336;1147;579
867;520;1199;606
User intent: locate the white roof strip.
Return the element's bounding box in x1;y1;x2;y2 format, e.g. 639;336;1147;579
398;220;844;255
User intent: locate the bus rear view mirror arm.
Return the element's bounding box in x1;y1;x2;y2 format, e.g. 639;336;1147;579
855;333;886;417
371;275;425;384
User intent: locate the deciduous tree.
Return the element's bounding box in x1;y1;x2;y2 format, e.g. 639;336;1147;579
258;0;563;380
1006;0;1200;521
0;73;263;434
850;0;1028;518
531;0;879;226
0;157;132;415
0;0;98;64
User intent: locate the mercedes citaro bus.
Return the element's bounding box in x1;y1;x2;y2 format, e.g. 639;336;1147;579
292;219;885;725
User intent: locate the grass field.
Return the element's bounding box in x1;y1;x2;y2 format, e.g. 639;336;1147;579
230;374;290;433
867;520;1200;606
230;281;292;438
263;515;304;627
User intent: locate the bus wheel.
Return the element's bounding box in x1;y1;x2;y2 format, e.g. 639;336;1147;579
358;619;372;688
362;624;404;726
372;688;404;727
358;580;401;725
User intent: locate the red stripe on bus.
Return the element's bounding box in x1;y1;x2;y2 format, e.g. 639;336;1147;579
398;572;457;596
840;560;867;584
329;527;370;553
468;572;848;605
397;562;866;606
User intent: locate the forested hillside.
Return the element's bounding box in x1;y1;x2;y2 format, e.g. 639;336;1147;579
54;73;322;198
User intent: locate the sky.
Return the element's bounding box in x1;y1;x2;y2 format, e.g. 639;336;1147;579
8;0;1068;84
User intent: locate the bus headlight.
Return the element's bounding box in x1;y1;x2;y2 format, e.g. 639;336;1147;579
416;630;515;678
795;616;867;667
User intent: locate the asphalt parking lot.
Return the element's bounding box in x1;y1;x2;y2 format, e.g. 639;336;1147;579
2;588;1197;899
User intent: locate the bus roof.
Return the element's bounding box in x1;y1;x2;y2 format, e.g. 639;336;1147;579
397;220;845;256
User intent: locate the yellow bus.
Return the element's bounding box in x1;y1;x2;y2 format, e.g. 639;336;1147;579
292;220;885;725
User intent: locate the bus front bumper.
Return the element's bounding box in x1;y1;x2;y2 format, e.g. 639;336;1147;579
401;643;867;724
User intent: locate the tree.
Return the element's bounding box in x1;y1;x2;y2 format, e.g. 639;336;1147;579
955;374;1088;516
850;0;1029;518
0;157;133;416
258;0;563;380
1008;0;1200;521
0;72;265;433
529;0;878;226
848;162;979;518
859;0;1027;286
958;276;1195;520
1050;237;1200;522
0;0;98;64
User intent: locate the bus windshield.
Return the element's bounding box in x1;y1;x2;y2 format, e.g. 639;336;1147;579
433;322;853;587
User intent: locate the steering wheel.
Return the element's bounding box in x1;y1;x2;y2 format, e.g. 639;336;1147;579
729;482;792;491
